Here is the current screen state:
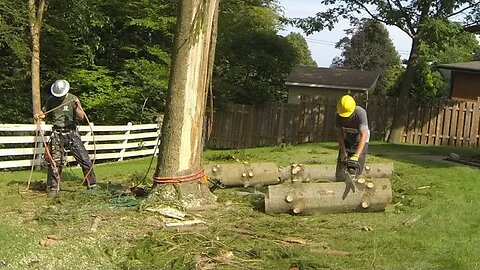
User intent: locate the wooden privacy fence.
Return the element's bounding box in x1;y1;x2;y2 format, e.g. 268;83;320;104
206;97;480;149
0;122;161;169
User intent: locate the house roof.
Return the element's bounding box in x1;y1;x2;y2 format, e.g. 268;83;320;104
436;61;480;72
464;24;480;33
285;66;380;91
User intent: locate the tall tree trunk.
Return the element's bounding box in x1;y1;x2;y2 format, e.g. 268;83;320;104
29;0;46;116
150;0;220;210
388;36;420;143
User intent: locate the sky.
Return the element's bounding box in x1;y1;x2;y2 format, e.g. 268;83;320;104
278;0;413;67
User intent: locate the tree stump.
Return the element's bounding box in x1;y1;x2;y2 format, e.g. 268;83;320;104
264;178;392;215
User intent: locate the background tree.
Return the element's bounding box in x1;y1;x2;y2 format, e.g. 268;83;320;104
213;0;297;104
0;0;30;123
331;19;403;95
28;0;47;116
285;32;317;67
411;19;480;101
290;0;480;142
43;0;177;124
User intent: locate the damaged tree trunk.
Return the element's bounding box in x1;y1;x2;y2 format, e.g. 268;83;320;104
265;178;392;215
149;0;220;211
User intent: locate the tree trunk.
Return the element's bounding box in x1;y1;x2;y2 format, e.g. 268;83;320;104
388;36;420;143
29;0;46;116
150;0;220;210
265;178;392;215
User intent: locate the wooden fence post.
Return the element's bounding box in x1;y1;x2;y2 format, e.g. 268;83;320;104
118;122;133;161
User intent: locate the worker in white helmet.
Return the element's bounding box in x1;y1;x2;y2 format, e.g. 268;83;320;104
34;79;98;198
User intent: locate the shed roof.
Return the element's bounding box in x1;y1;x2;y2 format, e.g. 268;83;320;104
285;66;379;91
436;61;480;72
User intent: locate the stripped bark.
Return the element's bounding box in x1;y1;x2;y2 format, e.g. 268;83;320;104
151;0;220;210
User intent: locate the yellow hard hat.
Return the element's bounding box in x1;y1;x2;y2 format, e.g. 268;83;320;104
337;95;356;117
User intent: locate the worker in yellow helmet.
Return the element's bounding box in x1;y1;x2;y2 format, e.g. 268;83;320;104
335;95;370;183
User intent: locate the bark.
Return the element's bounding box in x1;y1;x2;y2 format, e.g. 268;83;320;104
151;0;220;210
29;0;46;116
388;36;420;143
204;163;282;187
203;162;393;187
265;178;392;215
279;163;394;182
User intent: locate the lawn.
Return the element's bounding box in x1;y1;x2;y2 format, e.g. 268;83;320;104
0;142;479;270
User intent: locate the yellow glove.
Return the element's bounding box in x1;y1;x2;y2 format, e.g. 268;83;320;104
349;154;359;162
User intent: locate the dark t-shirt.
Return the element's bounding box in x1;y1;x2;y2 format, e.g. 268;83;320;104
335;106;370;144
42;93;78;128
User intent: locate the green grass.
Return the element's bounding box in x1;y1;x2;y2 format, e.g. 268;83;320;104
0;142;479;269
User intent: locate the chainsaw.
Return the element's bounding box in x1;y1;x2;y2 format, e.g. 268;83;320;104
343;160;359;193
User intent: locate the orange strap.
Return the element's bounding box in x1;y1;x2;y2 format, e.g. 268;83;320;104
153;170;205;184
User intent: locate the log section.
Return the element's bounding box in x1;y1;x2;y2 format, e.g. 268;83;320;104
204;162;281;187
265;178;392;214
279;163;394;182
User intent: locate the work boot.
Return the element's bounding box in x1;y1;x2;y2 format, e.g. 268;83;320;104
87;184;101;190
47;188;59;198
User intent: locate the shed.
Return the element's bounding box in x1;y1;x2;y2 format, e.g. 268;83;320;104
285;66;379;104
437;61;480;101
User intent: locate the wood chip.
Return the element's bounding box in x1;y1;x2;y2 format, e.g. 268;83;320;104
165;220;206;227
90;216;101;232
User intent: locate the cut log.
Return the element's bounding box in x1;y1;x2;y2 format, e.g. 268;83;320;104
204;162;281;187
279;163;394;182
204;162;394;187
265;178;392;215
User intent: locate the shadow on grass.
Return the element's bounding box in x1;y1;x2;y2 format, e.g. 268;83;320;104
321;142;479;169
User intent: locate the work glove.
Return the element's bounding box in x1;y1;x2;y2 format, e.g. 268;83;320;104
346;154;360;175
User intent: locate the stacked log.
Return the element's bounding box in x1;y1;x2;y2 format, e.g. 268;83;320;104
203;162;281;188
264;178;392;214
204;162;394;187
279;163;394;182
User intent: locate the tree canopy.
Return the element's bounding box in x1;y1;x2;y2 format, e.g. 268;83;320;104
290;0;480;98
0;0;314;123
331;19;403;95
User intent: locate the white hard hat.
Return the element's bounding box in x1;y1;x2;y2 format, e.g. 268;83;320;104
51;80;70;97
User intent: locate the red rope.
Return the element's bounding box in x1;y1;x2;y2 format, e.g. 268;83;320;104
153;170;205;184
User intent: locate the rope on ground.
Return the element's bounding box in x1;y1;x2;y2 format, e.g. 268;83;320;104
27;122;41;190
153;170;205;184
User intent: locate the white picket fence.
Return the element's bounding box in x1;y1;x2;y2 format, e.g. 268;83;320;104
0;122;161;169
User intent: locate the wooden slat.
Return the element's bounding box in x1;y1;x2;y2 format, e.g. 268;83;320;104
470;99;480;147
457;102;466;146
463;101;473;146
433;102;443;146
449;102;459;146
441;105;452;146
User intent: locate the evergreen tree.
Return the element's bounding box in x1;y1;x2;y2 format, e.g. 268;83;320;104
332;19;402;95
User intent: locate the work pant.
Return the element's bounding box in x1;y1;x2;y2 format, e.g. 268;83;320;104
47;129;96;189
335;141;368;181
